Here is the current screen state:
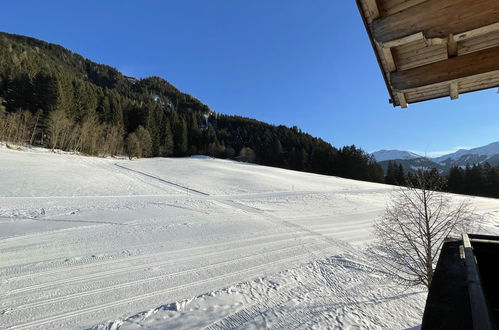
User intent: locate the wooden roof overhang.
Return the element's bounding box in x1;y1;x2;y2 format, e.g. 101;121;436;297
356;0;499;108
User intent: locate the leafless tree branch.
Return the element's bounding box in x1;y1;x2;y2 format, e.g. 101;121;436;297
372;170;475;289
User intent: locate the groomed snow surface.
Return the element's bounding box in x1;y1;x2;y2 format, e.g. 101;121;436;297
1;145;499;329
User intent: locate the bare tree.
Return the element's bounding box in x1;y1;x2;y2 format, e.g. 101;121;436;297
237;147;256;163
126;132;141;159
373;170;473;288
29;110;42;145
0;99;7;138
135;126;152;157
101;125;124;157
47;108;72;151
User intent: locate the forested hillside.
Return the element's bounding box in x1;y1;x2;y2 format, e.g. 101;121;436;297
0;32;383;183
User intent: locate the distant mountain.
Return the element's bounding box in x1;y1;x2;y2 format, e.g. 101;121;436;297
433;142;499;166
372;150;422;162
377;157;445;174
372;141;499;174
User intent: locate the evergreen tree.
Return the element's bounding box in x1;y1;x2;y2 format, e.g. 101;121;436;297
385;161;396;185
395;164;406;185
161;121;174;156
173;117;188;156
447;166;464;193
33;72;59;113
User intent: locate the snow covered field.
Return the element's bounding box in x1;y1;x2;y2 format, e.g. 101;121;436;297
1;146;499;329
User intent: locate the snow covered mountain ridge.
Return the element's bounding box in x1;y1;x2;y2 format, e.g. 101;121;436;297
433;141;499;163
371;150;422;162
372;141;499;173
372;141;499;163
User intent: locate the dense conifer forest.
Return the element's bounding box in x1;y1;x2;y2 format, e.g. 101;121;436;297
0;32;384;183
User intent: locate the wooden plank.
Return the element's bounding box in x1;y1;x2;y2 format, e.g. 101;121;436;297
405;85;449;102
470;238;499;244
450;82;459;99
393;42;447;71
372;0;499;44
381;32;424;48
454;22;499;42
461;79;499;90
396;70;499;104
459;31;499;55
381;0;427;16
390;45;499;90
398;46;447;64
381;32;450;49
459;71;499;89
462;233;495;330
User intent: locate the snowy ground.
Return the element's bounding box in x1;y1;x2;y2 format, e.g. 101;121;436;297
1;145;499;329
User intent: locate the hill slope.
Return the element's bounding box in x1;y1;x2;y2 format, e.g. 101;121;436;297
2;146;499;329
0;31;383;183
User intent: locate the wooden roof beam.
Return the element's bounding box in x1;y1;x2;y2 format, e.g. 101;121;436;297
397;92;408;108
447;34;457;58
380;45;396;72
391;45;499;91
450;82;459;100
372;0;499;44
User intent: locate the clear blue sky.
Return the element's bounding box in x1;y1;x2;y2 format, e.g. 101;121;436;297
2;1;498;155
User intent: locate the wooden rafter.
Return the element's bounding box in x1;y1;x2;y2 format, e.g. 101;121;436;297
397;92;408;108
364;0;380;21
450;82;459;100
391;45;499;91
447;34;458;58
380;45;396;72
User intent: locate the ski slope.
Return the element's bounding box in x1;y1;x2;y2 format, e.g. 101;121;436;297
1;145;499;329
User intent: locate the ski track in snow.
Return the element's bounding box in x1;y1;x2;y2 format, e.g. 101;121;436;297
1;147;498;329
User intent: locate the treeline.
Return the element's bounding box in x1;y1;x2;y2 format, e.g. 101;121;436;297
385;160;499;199
447;163;499;198
0;105;123;156
0;32;384;183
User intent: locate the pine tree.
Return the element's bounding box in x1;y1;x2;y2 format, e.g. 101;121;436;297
447;166;464;193
385;161;396;185
173;118;188;156
33;72;59;113
395;164;406;185
161;121;174;156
